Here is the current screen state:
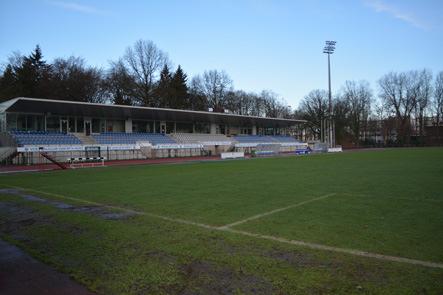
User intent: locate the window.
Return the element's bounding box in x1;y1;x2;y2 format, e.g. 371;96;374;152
106;121;113;132
17;114;27;131
92;119;100;133
77;118;84;133
194;122;210;133
265;128;274;135
69;117;76;133
132;120;154;133
176;122;193;133
217;125;226;135
146;121;154;133
23;115;45;131
6;114;17;131
166;122;175;134
106;120;124;132
241;128;252;135
35;116;44;131
46;116;60;131
0;113;6;132
100;120;106;133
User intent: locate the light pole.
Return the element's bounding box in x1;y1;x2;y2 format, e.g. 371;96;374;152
323;40;336;148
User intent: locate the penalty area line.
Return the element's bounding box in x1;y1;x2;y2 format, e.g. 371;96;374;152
6;186;443;270
218;193;337;229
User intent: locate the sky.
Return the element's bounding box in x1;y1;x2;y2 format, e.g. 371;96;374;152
1;0;442;109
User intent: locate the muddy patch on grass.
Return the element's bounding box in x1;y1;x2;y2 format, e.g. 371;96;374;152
179;260;275;295
145;250;179;265
67;206;136;220
0;188;74;209
0;201;53;241
264;247;337;269
0;188;136;221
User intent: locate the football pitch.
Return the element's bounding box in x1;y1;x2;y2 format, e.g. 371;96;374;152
1;148;443;294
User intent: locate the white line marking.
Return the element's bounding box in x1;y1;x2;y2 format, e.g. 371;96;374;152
224;228;443;269
218;193;336;229
341;192;443;204
5;186;443;269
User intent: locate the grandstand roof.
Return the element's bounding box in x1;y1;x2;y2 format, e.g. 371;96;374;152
1;97;305;127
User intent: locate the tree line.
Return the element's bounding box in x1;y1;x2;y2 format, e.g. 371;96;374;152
0;40;292;119
297;70;443;146
1;39;442;146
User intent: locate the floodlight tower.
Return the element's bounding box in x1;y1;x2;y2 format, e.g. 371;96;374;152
323;40;336;148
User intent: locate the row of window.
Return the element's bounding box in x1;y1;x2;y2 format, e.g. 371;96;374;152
4;113;289;135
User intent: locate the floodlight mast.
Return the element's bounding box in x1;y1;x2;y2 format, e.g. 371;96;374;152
323;40;336;148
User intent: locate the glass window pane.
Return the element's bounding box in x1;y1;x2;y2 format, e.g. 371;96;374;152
17;114;27;131
176;122;193;133
166;122;175;134
77;118;84;133
194;122;210;133
69;118;76;132
6;113;17;131
46;116;60;131
92;119;100;133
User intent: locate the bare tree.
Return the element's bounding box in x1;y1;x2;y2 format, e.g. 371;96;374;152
260;90;291;118
378;71;420;144
104;60;137;105
196;70;233;111
298;89;328;139
188;76;208;111
433;71;443;141
414;69;433;139
333;96;351;145
122;39;169;106
341;80;372;144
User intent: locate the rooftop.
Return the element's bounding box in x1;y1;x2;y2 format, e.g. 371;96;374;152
1;97;305;127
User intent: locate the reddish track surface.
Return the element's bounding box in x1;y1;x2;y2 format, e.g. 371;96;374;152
0;156;222;174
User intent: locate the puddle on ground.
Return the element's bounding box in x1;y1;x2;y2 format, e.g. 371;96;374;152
0;188;136;220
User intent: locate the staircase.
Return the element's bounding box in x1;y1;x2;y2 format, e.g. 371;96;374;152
140;146;152;159
40;152;67;170
74;133;97;145
0;147;17;164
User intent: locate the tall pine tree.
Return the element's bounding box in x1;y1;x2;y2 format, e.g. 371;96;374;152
0;65;17;102
170;65;189;109
155;64;172;107
14;45;50;98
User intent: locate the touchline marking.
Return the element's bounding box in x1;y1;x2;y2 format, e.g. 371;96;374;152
6;186;443;270
218;193;337;229
6;186;216;230
223;228;443;269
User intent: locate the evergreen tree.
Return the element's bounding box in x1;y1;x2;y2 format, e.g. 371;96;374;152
0;65;18;102
170;65;189;109
15;45;50;98
155;64;172;107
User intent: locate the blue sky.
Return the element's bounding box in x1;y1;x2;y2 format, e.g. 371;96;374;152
1;0;442;108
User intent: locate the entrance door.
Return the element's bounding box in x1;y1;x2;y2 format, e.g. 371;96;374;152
160;122;166;134
85;121;91;136
61;120;68;133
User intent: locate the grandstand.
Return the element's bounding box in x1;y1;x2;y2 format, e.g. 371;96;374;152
0;97;306;165
172;133;233;145
93;132;177;145
234;134;307;154
10;130;82;146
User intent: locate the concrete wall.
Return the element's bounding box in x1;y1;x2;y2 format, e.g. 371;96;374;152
11;148;204;165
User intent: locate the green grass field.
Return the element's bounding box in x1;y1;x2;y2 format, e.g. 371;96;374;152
1;148;443;294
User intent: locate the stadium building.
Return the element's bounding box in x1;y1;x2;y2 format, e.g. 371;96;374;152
0;97;307;166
